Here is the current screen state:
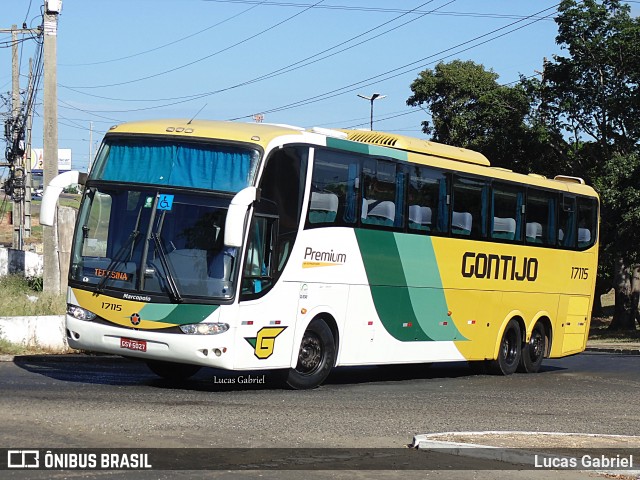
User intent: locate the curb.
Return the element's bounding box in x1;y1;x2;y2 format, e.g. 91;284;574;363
0;353;127;363
585;346;640;355
0;315;67;352
413;431;640;476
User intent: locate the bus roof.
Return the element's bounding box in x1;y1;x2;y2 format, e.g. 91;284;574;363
339;129;491;166
105;119;597;198
337;129;597;198
106;119;306;149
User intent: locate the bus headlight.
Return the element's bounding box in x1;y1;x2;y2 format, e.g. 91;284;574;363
179;323;229;335
67;304;97;321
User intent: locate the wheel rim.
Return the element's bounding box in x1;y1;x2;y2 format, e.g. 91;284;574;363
296;331;323;375
528;329;545;362
502;327;519;366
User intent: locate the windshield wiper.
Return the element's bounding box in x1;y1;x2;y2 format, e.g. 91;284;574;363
151;233;183;303
94;229;139;294
94;201;144;295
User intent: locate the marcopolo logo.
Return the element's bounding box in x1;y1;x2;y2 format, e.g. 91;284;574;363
461;251;539;282
130;313;141;326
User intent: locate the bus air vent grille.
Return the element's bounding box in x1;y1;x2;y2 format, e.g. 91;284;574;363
347;131;398;147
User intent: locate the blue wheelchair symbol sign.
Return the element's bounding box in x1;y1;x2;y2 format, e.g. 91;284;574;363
157;194;174;211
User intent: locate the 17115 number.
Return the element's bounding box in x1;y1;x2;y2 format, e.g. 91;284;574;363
571;267;589;280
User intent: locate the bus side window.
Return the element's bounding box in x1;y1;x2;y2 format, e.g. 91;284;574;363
308;149;359;226
558;195;577;248
259;146;309;279
577;196;597;249
491;183;523;242
241;216;276;298
407;166;446;234
452;176;488;238
525;189;557;246
361;159;400;228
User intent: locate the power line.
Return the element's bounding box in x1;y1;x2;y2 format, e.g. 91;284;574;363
55;3;556;123
63;0;327;89
227;4;559;120
57;98;124;123
59;0;450;107
339;73;541;130
205;0;557;20
58;0;270;67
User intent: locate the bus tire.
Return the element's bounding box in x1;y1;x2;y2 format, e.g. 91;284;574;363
146;360;201;381
286;318;336;390
489;319;521;375
518;322;546;373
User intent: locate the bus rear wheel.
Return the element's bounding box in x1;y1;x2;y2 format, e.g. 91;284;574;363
518;322;546;373
146;360;201;381
286;318;336;390
489;319;521;375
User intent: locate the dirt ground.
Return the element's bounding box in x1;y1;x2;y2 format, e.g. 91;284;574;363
0;194;42;249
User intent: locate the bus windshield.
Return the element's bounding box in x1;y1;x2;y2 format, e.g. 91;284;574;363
70;186;239;302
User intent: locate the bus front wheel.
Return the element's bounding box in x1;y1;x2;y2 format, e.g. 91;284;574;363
286;318;336;389
518;322;546;373
489;319;521;375
146;360;201;381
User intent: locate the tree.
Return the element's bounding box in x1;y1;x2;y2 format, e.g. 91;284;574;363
406;59;567;176
538;0;640;329
593;152;640;329
407;1;640;330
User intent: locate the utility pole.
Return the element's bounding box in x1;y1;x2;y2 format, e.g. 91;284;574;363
24;58;33;239
89;121;93;172
11;24;23;249
0;24;38;249
43;0;62;293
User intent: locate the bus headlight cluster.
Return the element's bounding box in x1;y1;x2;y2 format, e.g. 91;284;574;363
67;304;97;321
179;323;229;335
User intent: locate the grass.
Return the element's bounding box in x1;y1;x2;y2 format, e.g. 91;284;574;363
0;337;57;355
0;275;66;316
0;275;67;355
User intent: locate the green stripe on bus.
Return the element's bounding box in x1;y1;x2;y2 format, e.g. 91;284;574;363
139;303;219;325
326;138;409;162
394;234;466;341
355;229;465;342
355;229;430;341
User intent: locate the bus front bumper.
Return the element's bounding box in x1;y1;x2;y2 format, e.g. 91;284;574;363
65;315;236;369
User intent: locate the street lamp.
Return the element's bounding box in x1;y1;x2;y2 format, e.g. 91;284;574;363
357;93;386;131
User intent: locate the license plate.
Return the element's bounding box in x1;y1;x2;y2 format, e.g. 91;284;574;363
120;337;147;352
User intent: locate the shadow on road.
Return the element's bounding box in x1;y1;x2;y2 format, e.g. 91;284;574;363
11;354;566;392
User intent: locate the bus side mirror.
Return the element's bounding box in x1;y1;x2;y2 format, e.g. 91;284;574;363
224;186;258;247
40;170;87;226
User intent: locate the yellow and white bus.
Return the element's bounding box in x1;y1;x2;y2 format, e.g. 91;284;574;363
42;120;599;389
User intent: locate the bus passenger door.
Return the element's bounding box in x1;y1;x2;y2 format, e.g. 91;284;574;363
234;210;298;370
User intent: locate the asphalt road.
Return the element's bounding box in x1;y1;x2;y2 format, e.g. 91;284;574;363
0;352;638;479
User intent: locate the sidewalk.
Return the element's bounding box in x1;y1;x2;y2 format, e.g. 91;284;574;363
585;340;640;355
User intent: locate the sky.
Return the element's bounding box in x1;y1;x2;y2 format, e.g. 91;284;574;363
1;0;639;174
